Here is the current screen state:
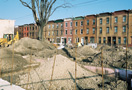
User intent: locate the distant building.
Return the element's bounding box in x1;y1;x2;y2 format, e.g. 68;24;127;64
97;12;112;45
45;20;55;43
0;19;15;38
72;16;84;45
84;15;97;45
28;23;39;39
22;24;29;37
97;10;132;46
15;23;39;39
63;18;73;45
45;19;64;44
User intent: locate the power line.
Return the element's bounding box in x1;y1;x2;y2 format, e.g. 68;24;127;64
73;0;99;6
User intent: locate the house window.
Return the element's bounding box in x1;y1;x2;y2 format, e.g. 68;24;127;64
87;28;89;34
114;26;118;33
52;31;54;35
93;28;95;34
115;17;118;23
100;27;102;34
33;27;34;30
76;38;79;43
107;27;109;33
81;21;83;26
57;30;58;36
106;17;109;24
118;37;121;44
65;22;68;27
61;24;63;27
93;19;95;25
75;22;78;26
123;26;126;33
75;29;77;34
100;18;102;24
70;22;72;27
68;38;72;44
57;38;60;43
80;29;83;34
57;24;59;28
52;24;54;28
49;25;51;28
48;31;50;36
61;30;63;35
65;30;67;35
103;37;106;44
99;37;101;44
123;16;126;22
70;30;72;35
90;37;95;43
87;20;89;25
124;37;126;44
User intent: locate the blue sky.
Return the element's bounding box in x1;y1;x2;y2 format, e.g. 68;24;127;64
0;0;131;26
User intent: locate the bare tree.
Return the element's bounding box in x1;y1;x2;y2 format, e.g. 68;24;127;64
19;0;70;41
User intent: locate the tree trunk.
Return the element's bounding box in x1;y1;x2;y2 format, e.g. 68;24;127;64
38;25;44;41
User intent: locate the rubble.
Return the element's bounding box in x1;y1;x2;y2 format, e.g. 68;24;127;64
0;38;130;90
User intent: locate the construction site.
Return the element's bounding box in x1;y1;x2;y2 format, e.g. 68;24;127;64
0;20;132;90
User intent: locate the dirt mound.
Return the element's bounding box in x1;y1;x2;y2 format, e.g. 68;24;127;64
18;55;102;90
0;48;29;72
81;45;132;69
78;45;99;56
10;37;55;57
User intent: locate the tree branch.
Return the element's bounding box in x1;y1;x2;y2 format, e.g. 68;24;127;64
19;0;32;10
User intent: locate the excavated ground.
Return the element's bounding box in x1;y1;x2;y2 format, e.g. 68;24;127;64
0;38;129;90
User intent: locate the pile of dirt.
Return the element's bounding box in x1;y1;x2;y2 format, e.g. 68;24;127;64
78;45;99;56
17;54;102;90
10;37;56;58
62;46;100;62
80;45;132;69
0;48;29;72
63;45;132;69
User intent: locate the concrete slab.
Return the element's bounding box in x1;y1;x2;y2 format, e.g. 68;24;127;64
0;79;25;90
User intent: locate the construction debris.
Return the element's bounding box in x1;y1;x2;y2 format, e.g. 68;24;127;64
0;38;130;90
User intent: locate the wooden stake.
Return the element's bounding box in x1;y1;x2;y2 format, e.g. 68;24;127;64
75;44;77;90
49;48;57;90
26;48;32;90
101;48;104;90
10;41;14;85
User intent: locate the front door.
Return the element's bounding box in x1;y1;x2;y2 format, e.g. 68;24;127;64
85;37;88;45
81;37;84;45
108;37;111;45
113;37;116;45
64;38;67;45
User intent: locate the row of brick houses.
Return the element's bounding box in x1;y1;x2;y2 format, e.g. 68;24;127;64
15;23;39;39
45;9;132;46
15;9;132;46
